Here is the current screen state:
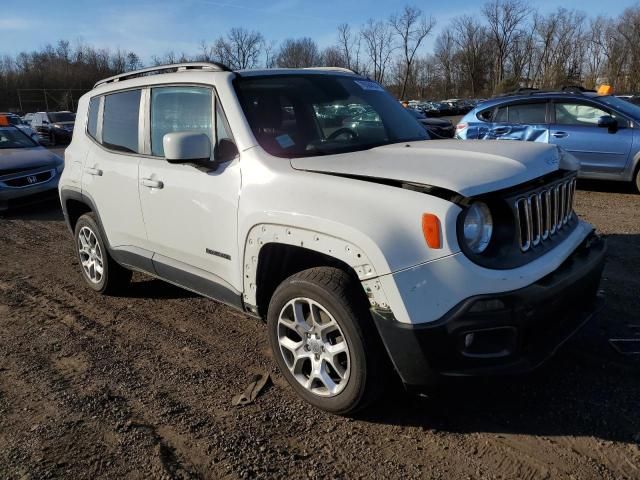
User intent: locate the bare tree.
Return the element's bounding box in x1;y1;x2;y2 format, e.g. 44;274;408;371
482;0;529;89
336;23;362;71
213;28;264;69
361;19;396;83
321;46;347;67
452;16;490;96
275;38;320;68
390;5;435;99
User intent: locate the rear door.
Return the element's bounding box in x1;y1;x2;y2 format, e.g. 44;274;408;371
490;101;549;140
82;89;147;249
549;100;633;175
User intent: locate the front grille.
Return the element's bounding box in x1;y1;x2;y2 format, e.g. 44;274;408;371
514;176;577;252
3;170;54;188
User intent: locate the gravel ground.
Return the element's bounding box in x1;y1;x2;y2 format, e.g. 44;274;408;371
0;171;639;479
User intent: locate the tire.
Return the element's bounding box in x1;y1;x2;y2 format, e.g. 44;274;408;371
74;213;132;294
267;267;386;414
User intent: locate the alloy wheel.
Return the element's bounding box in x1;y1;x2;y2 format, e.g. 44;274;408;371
277;297;351;397
78;226;104;284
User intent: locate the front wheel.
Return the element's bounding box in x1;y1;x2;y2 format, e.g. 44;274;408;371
634;166;640;194
74;213;132;294
267;267;386;414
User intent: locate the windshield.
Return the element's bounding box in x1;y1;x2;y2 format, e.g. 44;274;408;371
0;127;38;149
49;112;75;123
597;95;640;119
234;74;428;158
8;116;24;126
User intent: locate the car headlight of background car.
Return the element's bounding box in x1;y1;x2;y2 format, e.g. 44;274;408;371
462;201;493;253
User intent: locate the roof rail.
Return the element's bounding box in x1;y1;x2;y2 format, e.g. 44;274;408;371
94;62;231;88
302;66;359;75
495;85;596;98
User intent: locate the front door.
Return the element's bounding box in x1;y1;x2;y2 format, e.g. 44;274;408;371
138;86;242;296
549;100;633;175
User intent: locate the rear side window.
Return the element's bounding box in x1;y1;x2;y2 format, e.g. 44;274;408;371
150;86;212;157
102;89;141;153
495;103;546;124
87;97;100;140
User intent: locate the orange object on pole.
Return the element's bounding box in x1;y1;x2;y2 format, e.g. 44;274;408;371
0;115;9;126
597;84;613;95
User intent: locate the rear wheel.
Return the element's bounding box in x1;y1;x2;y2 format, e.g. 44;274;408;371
267;267;386;414
74;213;131;294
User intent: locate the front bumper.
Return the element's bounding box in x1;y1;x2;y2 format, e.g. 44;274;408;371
372;233;606;386
0;171;61;211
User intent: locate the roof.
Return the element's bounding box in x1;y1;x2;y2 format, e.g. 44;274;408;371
93;62;361;89
476;90;602;110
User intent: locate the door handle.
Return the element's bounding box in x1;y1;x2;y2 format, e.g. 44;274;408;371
85;167;103;176
142;178;164;189
491;127;509;134
551;131;568;138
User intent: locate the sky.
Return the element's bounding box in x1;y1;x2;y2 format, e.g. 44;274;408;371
1;0;637;62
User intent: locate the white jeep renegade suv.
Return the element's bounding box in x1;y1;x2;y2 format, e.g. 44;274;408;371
59;63;606;414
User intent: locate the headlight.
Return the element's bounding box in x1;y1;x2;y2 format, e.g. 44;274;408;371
462;202;493;253
56;163;64;174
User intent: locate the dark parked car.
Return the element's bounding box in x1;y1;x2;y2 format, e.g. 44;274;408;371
30;111;75;146
407;108;455;138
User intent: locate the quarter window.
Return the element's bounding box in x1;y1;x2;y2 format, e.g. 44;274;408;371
87;96;100;140
150;86;213;157
102;89;141;153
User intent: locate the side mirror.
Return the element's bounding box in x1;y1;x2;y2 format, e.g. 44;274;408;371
597;115;618;132
163;132;211;164
215;138;239;162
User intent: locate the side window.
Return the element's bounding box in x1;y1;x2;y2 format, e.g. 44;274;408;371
554;102;616;127
102;89;141;153
87;97;100;140
494;103;546;124
494;106;508;122
507;103;546;124
150;86;212;157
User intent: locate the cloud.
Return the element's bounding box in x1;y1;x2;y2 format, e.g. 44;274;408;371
0;17;36;31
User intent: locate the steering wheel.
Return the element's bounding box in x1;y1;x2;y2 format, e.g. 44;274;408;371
327;127;358;141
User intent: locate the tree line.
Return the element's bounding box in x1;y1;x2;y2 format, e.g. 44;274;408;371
1;1;640;112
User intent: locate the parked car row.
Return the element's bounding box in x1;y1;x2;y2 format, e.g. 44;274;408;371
407;99;481;117
18;111;76;146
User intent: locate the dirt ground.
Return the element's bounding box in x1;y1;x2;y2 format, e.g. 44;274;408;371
0;175;639;479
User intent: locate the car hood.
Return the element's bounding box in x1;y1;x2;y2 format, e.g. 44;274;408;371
290;140;577;197
0;147;63;173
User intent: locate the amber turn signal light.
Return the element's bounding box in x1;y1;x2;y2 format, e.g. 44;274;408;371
422;213;441;249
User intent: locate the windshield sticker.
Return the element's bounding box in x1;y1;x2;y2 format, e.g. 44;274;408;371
276;134;295;149
355;80;385;92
